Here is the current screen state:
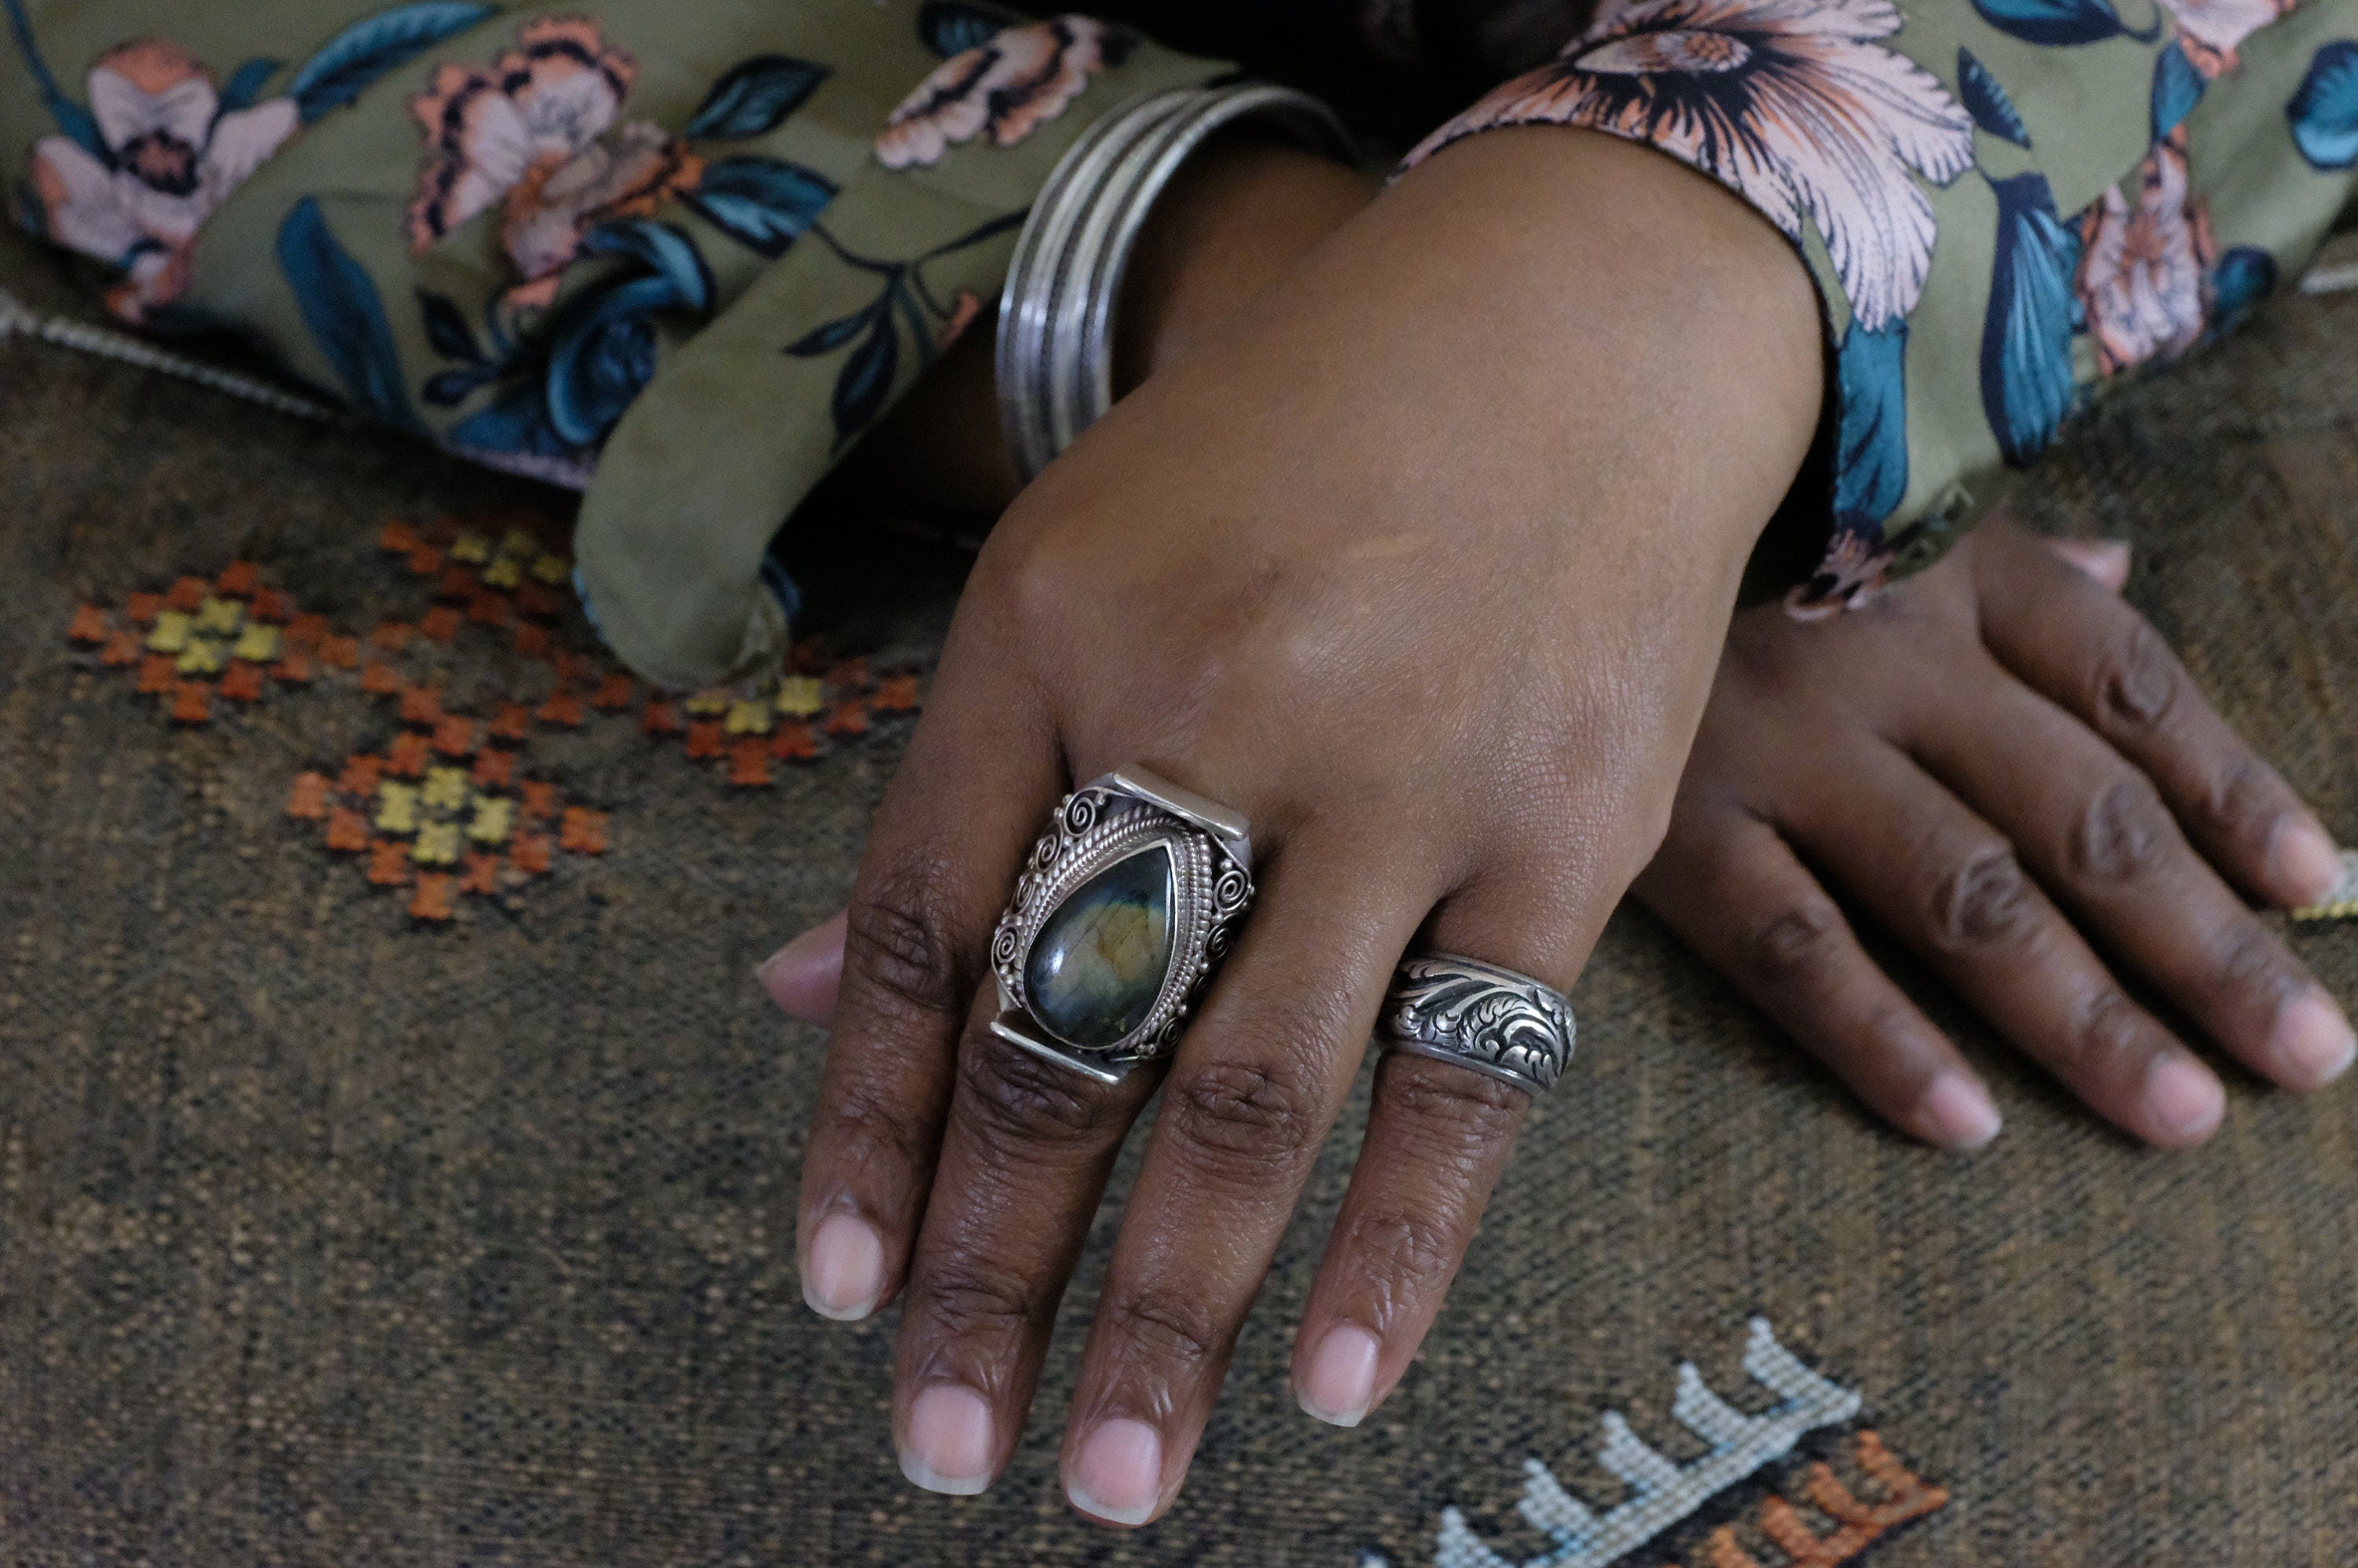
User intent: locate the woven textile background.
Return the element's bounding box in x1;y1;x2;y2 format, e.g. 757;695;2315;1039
3;224;2356;1565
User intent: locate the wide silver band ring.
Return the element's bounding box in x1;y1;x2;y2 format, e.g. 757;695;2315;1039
989;767;1255;1084
1377;954;1575;1095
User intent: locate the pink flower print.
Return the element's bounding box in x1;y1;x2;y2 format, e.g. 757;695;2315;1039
1785;526;1897;618
2155;0;2295;78
406;17;698;300
1404;0;1976;333
876;17;1129;171
28;39;299;321
2074;130;2214;377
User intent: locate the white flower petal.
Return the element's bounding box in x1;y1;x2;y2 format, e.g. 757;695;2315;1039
203;97;299;195
30;135;143;262
88;65;217;155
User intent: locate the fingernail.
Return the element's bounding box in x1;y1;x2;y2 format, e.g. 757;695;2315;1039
758;910;847;1023
901;1384;995;1496
2143;1056;2225;1144
802;1212;884;1320
2272;989;2356;1088
2050;537;2132;590
2268;818;2344;909
1067;1418;1162;1526
1916;1073;2002;1150
1297;1324;1382;1427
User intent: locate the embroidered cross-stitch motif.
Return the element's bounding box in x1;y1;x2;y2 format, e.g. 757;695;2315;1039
64;512;927;924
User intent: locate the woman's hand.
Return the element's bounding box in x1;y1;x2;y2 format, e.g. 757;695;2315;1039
781;127;1822;1523
1635;518;2351;1151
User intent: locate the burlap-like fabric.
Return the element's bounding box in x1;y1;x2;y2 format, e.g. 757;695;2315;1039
3;223;2356;1566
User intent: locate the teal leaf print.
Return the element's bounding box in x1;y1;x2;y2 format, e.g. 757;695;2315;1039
217;57;285;116
2;0;105;157
1967;0;2157;48
2151;41;2206;141
2288;41;2358;169
1979;172;2082;466
275;196;421;429
417;288;485;364
919;0;1023;57
1833;321;1910;530
1958;49;2031;146
2208;246;2278;331
288;1;498;123
683;156;839;256
681;55;830;141
830;314;899;442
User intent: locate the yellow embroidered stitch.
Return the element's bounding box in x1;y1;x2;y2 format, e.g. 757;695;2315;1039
421;767;470;812
146;611;193;653
451;532;492;564
483;556;523;589
175;639;226;676
468;797;514;844
530;553;569;584
413;821;462;865
195;597;243;637
725;699;773;736
773;676;824;717
375;782;421;835
232;623;281;663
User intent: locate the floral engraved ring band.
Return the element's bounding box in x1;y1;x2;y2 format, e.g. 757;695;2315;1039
989;767;1255;1083
1379;954;1576;1095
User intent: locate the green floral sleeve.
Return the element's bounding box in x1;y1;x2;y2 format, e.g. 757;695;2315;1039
4;0;1225;686
1404;0;2358;616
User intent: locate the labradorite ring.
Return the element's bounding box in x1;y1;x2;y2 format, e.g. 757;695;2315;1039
1377;954;1575;1095
988;767;1255;1084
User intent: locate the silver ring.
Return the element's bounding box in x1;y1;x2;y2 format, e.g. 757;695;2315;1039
1377;954;1575;1094
989;767;1255;1083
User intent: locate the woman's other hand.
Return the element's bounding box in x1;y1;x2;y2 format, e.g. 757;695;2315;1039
1635;517;2350;1151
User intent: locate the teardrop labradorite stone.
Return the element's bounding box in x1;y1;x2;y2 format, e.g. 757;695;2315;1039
1025;845;1175;1049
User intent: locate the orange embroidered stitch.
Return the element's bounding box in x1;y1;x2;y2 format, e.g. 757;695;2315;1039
220;663;264;702
170;681;212;724
436;567;475;600
387;733;431;777
513;622;553;657
593;672;634;710
362;661;404;696
459;853;501;895
558;806;608;854
215;561;258;597
367;839;412;886
640;699;682;736
519;780;558;821
286;773;332;819
318;635;360;669
516;581;564;619
399;686;444;725
166;576;208;613
250;587;293;623
770;722;819;760
325;806;370;852
420;606;461;641
825;656;870;692
432;716;477;756
685;721;725;759
468;592;510;626
337;755;384;795
125;591;162;624
536;691;584;727
69;604;109;643
136;654;176;694
285;612;328;651
872;673;921;713
1694;1432;1948;1568
509;832;553;876
371;621;413;652
825;699;870;737
102;630;142;666
272;652;316;684
727;740;772;788
409;872;455;920
472;749;515;788
406;544;443;577
489;702;531;741
378;520;421;553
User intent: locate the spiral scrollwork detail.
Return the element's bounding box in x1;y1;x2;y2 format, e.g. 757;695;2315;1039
1380;955;1575;1092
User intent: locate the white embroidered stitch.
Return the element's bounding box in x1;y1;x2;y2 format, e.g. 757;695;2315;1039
2291;847;2358;920
1364;1318;1860;1568
0;286;340;422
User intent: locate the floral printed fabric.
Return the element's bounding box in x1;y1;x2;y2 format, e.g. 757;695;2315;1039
4;0;1219;685
1404;0;2358;615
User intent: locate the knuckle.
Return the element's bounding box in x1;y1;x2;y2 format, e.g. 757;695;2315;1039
1383;1060;1527;1151
918;1257;1042;1342
2073;986;2153;1073
1160;1059;1322;1185
1928;845;2041;953
2211;918;2300;1008
2092;622;2180;736
815;1080;933;1170
1746;898;1846;988
1338;1206;1460;1302
2206;755;2292;848
1102;1286;1225;1375
956;1030;1122;1150
2067;777;2174;884
843;854;973;1020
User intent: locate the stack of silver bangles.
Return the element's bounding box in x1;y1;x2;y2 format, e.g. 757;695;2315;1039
994;83;1357;482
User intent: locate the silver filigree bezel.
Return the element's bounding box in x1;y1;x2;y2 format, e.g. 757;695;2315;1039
990;768;1254;1078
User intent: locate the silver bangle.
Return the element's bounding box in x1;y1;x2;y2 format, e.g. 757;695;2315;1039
995;84;1356;483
